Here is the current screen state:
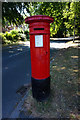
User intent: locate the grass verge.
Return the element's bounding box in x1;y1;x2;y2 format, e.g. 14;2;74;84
20;42;79;119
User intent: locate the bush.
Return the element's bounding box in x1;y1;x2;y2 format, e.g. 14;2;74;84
0;33;12;44
4;32;13;40
18;29;23;34
4;32;9;39
24;30;29;40
1;29;27;45
11;30;19;35
12;34;18;42
11;30;26;41
10;30;19;41
24;30;29;34
0;33;6;44
19;33;26;41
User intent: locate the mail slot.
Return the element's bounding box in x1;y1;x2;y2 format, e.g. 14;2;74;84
25;15;54;101
34;28;44;30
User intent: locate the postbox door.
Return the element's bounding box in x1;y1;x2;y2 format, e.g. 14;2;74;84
30;34;50;79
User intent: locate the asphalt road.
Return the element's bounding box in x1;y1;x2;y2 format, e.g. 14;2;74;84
2;40;67;118
2;44;31;118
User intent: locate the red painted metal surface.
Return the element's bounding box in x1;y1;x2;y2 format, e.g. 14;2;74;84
25;15;53;79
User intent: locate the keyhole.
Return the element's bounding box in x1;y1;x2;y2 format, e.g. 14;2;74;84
46;52;48;54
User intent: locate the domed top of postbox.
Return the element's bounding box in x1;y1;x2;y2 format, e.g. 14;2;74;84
25;15;53;24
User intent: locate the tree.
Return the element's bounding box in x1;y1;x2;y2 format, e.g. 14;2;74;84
2;2;38;27
63;2;80;36
34;2;67;37
33;2;80;37
2;2;80;37
2;2;23;26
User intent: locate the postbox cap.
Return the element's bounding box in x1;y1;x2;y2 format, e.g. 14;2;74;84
25;15;54;24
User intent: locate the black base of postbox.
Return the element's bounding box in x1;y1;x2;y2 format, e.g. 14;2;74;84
31;76;50;101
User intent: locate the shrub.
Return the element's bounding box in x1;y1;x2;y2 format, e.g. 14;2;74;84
10;30;19;35
24;30;29;40
4;32;9;39
7;33;13;40
24;30;29;34
1;29;27;45
0;33;7;44
13;34;19;41
11;30;26;41
18;29;23;34
0;33;12;44
19;33;26;41
4;32;13;40
10;30;20;41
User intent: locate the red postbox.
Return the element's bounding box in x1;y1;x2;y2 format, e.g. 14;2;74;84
25;15;53;101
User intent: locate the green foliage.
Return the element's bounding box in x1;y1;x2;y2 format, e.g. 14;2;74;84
11;30;19;35
33;2;80;37
0;32;11;44
19;33;26;41
2;2;80;37
10;30;19;41
4;32;13;40
2;2;38;27
2;2;24;26
24;30;29;34
1;29;26;45
63;2;80;36
24;30;29;40
18;29;24;34
34;2;67;37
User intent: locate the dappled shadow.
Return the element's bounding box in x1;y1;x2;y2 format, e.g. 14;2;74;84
50;40;68;43
20;45;79;118
2;42;30;60
74;41;80;43
50;40;68;50
50;46;79;118
2;41;31;118
73;39;80;43
50;40;79;62
50;41;67;60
